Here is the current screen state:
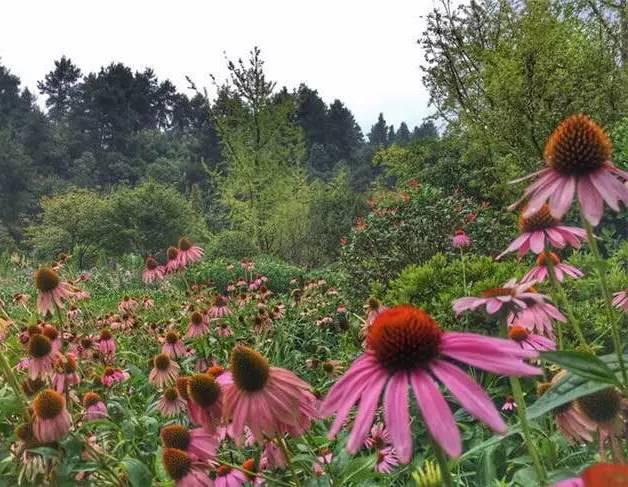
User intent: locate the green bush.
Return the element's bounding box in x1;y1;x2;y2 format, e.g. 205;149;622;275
386;253;525;329
339;183;514;299
206;230;259;260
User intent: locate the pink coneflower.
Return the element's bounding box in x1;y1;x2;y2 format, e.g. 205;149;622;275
453;279;546;317
13;292;31;306
83;391;107;420
150;353;181;388
501;396;517;412
52;353;80;393
321;305;540;461
34;267;73;316
98;329;116;359
522;252;584;284
220;345;317;445
162;448;213;487
143;256;165;283
552;463;628;487
271;304;286;320
166;247;182;274
42;324;62;353
217;322;234;337
186;373;223;433
101;367;129;388
186;311;209;339
612;289;628;312
313;449;333;477
576;387;624;448
118;296;138;313
160;424;218;463
214;465;247;487
143;296;155;309
375;447;399;474
365;423;391;449
177;237;204;268
32;389;72;442
497;204;587;259
508;325;556;352
507;300;566;339
509;114;628;226
452;229;472;249
27;334;55;380
260;440;287;470
208;295;231;319
322;360;343;378
162;331;186;359
365;297;387;326
158;387;187;417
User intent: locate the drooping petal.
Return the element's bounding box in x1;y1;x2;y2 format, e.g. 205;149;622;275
346;372;388;453
384;371;412;463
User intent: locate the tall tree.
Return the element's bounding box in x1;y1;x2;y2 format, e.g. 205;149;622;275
37;56;82;121
368;113;389;147
396;121;411;146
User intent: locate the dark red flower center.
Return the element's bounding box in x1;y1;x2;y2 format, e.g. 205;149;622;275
167;246;179;261
216;465;232;476
161;424;190;450
165;332;179;344
164;387;179;401
190;312;204;325
545;114;611;175
230;345;270;392
188;374;220;407
33;389;64;419
83;391;101;408
29;334;52;358
154;353;171;371
178;237;193;251
145;257;159;270
162;448;191;481
35;268;60;292
577;388;621;424
100;329;112;341
42;325;59;341
367;305;442;371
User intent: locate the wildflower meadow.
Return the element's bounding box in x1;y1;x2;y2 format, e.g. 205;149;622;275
1;1;628;486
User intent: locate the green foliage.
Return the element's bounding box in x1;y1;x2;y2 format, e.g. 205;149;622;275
340;184;514;299
206;230;259;260
386;253;524;328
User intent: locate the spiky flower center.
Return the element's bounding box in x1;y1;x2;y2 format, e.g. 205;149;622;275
178;237;193;251
15;422;33;442
83;391;101;408
241;459;256;474
63;355;78;373
167;246;179;261
519;204;559;232
536;252;561;267
33;389;64;419
217;465;232;476
190;312;204;325
214;295;227;307
508;326;529;342
230;346;270;392
80;337;93;349
162;448;191;481
28;325;42;335
188;374;220;407
34;268;60;292
100;329;112;341
42;325;59;341
164;387;179;401
103;367;115;377
322;361;335;373
145;257;159;270
454;229;465;236
577;388;621;424
367;297;381;310
367;305;442;372
545;114;611;175
165;332;179;344
161;424;190;450
154;353;171;371
176;377;190;401
29;334;52;358
207;366;225;378
481;287;514;298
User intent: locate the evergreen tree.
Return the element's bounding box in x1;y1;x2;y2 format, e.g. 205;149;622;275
396;121;411;146
326;99;363;163
387;125;396;146
37;56;81;121
367;113;388;147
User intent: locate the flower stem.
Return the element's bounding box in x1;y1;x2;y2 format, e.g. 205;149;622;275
543;257;588;351
431;437;454;487
510;376;547;485
278;437;301;487
581;215;628;387
459;247;468;295
0;349;29;417
54;303;66;353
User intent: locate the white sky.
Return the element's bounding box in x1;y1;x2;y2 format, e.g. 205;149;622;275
0;0;435;133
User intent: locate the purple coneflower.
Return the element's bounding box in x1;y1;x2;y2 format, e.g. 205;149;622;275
162;331;186;359
162;448;213;487
321;305;540;460
507;300;566;339
177;237;204;268
34;267;73;316
98;329;116;359
186;311;209;339
101;367;129;388
375;447;399;474
27;334;55;380
215;465;247;487
522;252;584;284
143;256;165;283
160;423;218;463
186;373;223;433
612;289;628;312
217;322;234;337
165;247;182;274
208;295;232;319
501;396;516;412
508;325;556;352
452;229;472;249
52;353;80;392
364;422;391;449
260;440;287;470
32;389;72;442
83;391;107;420
453;279;546;317
158;386;187;417
149;353;180;388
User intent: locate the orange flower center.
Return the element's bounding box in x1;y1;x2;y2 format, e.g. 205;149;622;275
190;312;204;325
481;287;514;298
230;345;270;392
161;424;190;450
518;204;559;232
42;325;59;341
188;374;220;407
83;391;101;408
367;306;442;371
176;377;191;401
33;389;64;419
154;353;171;371
35;268;60;292
165;332;179;344
508;326;529;342
162;448;191;481
217;465;232;476
544;114;611;175
536;252;560;267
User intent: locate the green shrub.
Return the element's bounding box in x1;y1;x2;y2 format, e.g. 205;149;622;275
206;230;259;260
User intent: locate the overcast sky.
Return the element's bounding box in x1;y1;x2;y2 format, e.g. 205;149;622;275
0;0;435;133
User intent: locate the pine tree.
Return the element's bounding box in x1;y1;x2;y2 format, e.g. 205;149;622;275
367;113;388;147
37;56;81;121
396;121;411;146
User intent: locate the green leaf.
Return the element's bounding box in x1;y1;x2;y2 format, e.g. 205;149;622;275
528;352;627;420
540;351;618;385
123;458;152;487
